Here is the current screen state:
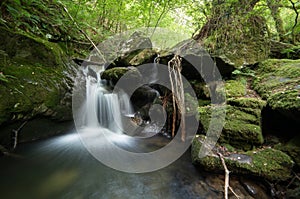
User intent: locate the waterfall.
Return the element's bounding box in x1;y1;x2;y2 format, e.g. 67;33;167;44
84;66;132;134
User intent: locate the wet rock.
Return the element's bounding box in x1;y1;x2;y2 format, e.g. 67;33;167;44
192;136;294;181
240;178;270;199
131;85;159;110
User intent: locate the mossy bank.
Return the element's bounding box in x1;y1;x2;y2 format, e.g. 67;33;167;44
0;27;75;146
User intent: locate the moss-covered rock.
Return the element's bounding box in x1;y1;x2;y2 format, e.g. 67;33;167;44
253;59;300;99
275;135;300;167
101;67;142;85
0;27;74;145
199;97;266;150
129;49;157;66
225;78;247;98
192;136;294;181
253;59;300;130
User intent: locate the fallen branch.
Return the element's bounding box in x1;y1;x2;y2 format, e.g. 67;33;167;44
12;121;28;150
218;153;241;199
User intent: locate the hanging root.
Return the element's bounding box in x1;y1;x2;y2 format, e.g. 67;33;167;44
218;153;241;199
168;55;186;141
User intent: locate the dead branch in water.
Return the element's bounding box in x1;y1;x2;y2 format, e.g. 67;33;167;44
12;121;28;150
218;153;241;199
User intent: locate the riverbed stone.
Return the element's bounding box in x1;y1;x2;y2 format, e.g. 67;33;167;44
192;135;294;181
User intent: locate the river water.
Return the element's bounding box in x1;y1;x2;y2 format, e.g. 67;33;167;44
0;129;225;199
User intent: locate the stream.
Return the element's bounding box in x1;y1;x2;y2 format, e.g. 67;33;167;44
0;130;222;199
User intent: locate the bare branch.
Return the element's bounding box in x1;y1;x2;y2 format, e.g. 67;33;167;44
218;153;241;199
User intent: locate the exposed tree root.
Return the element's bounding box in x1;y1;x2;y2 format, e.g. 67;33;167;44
168;55;186;141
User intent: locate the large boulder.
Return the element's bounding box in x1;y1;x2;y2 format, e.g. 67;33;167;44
192;135;294;181
159;40;236;80
0;27;75;146
114;31;152;67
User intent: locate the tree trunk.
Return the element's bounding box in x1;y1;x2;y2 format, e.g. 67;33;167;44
267;0;286;42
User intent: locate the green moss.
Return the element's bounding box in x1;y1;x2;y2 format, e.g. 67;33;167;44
275;135;300;167
225;78;247;98
199;98;264;150
0;63;65;124
227;97;266;109
0;28;72;125
101;67;141;85
253;59;300;99
268;90;300;110
0;27;65;68
192;137;294;181
129;49;157;66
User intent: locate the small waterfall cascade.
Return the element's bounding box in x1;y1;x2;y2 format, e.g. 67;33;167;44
84;65;133;134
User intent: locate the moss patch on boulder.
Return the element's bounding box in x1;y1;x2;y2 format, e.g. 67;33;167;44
253;59;300;124
101;67;142;85
192;136;294;181
253;59;300;99
199;97;265;150
129;49;157;66
225;78;247;98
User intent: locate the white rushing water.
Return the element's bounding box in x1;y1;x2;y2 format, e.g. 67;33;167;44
84;65;133;134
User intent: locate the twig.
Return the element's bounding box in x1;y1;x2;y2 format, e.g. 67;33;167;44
218;153;241;199
12;121;28;150
229;186;241;199
293;172;300;181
